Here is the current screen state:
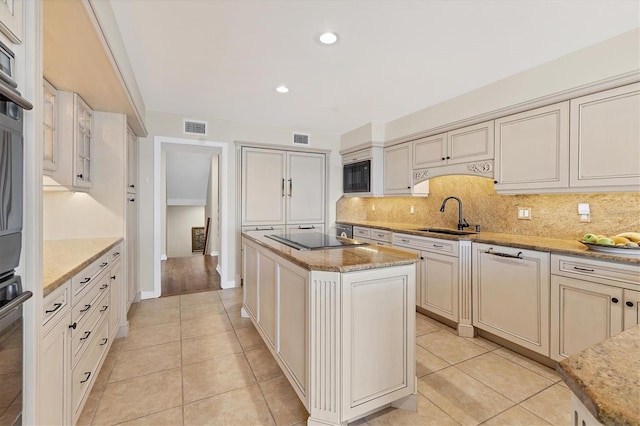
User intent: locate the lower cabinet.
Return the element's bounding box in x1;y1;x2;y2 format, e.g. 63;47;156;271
550;254;640;361
40;243;122;425
472;242;550;356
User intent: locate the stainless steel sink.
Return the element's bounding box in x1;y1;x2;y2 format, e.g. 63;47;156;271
417;228;478;236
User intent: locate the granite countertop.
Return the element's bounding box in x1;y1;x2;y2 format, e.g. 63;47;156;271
337;220;640;265
43;237;123;297
242;230;418;273
557;325;640;426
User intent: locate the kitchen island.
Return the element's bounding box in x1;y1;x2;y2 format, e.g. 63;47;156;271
241;230;419;426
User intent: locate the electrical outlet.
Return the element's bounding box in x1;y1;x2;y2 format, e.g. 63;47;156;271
371;204;375;212
410;205;415;214
517;207;531;220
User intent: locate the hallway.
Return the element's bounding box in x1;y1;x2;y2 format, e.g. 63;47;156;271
161;255;221;297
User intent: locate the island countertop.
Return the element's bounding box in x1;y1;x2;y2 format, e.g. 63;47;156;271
242;230;418;273
557;324;640;426
43;237;123;297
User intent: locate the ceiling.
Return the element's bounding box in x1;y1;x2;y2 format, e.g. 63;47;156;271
109;0;639;136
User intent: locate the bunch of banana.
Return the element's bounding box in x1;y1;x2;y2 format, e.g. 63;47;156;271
582;232;640;248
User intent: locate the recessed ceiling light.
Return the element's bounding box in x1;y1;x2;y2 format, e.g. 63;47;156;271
275;85;289;93
319;32;339;45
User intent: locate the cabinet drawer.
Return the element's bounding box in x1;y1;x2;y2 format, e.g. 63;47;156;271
353;226;372;239
109;244;122;263
369;240;391;247
370;229;392;243
71;274;110;326
551;255;640;289
71;290;110;367
72;316;109;420
393;233;458;255
43;281;70;331
71;254;109;300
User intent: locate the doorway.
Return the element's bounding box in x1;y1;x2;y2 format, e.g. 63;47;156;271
152;136;229;299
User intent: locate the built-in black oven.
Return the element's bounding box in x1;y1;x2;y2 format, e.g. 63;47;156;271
0;41;32;426
343;159;370;193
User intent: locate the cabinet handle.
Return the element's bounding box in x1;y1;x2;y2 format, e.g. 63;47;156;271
80;372;92;383
485;248;523;259
573;266;595;273
110;275;116;280
626;301;635;307
446;156;450;159
77;173;83;179
420;256;424;260
129;184;135;188
45;303;62;314
80;277;90;284
297;225;315;229
254;227;274;231
113;252;120;256
100;305;108;312
288;178;292;197
282;178;285;197
441;157;445;161
407;186;410;189
69;322;77;329
100;338;108;346
493;180;498;184
100;284;108;290
80;331;91;341
80;304;91;313
612;298;619;304
128;198;135;202
400;239;410;243
432;244;443;248
100;262;108;268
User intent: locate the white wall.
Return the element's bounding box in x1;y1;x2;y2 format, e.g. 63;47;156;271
386;29;640;141
166;205;205;257
138;111;342;293
205;156;219;254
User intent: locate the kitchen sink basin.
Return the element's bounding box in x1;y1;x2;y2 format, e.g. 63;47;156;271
417;228;478;236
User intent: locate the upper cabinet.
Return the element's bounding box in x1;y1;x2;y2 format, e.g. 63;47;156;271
383;142;429;196
44;91;94;191
43;79;57;173
0;0;23;44
447;121;494;165
494;102;569;192
569;83;640;190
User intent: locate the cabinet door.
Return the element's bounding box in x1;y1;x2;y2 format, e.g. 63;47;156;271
494;102;569;192
569;83;640;189
413;133;447;168
623;289;640;331
422;251;458;323
286;152;325;225
278;260;308;396
383;142;412;195
447;121;494;165
43;79;58;173
472;243;550;355
550;275;623;361
393;245;422;308
242;240;259;320
126;126;138;194
126;197;138;309
258;251;277;348
242;148;286;226
73;95;93;189
109;260;122;339
39;313;71;426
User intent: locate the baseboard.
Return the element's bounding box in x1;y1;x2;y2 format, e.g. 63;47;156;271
160;254;167;261
221;279;236;289
208;251;219;256
116;323;129;338
140;290;158;300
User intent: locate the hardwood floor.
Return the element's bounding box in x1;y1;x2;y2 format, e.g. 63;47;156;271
161;255;221;297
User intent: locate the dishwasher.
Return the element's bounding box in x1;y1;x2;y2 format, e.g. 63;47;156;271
336;223;353;238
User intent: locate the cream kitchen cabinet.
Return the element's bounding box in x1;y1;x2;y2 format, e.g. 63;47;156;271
44;91;94;191
394;233;459;324
40;245;121;425
383;142;429;196
569;82;640;190
241;147;326;229
413;121;494;168
108;249;122;340
550;254;640;361
494;102;570;193
126;125;137;194
472;242;550;356
126;197;138;311
353;226;392;247
43;79;57;173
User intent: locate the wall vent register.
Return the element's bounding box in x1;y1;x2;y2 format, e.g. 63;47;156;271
183;119;207;136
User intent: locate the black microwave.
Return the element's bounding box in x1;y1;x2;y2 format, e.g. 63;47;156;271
343;160;370;193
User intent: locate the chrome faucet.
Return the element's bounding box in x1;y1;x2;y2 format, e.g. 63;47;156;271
439;196;469;231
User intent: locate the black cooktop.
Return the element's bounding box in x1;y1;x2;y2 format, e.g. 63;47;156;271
266;232;368;251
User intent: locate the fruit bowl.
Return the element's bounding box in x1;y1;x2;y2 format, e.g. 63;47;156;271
579;240;640;256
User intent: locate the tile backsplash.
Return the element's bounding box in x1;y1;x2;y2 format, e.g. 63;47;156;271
336;175;640;240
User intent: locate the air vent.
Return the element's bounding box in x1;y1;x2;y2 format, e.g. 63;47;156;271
184;119;207;136
293;133;310;145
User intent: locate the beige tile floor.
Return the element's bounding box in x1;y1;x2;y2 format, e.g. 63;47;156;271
78;287;572;426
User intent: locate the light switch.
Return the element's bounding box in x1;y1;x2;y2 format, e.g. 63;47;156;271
517;207;531;220
578;203;591;223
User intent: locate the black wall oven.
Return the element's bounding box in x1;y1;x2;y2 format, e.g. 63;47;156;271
343;159;371;194
0;41;32;426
